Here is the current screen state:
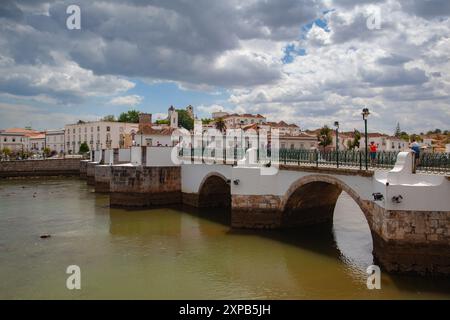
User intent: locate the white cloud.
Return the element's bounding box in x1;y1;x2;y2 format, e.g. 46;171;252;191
109;95;143;107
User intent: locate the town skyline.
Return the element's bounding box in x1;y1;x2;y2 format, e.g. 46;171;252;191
1;1;449;133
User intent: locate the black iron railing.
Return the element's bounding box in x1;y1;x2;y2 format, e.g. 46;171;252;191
178;147;450;174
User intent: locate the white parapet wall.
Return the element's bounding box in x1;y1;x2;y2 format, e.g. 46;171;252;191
130;146;142;166
146;147;180;167
104;150;114;165
118;149;131;163
94;150;102;163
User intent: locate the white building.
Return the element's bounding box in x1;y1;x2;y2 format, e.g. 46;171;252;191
446;144;450;153
135;112;177;147
0;128;40;152
28;133;46;153
263;121;301;136
360;134;408;152
222;113;267;129
212;111;229;119
64;121;139;154
279;133;318;150
45;129;65;154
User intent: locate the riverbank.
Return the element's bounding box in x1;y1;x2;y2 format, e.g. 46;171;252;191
0;159;81;178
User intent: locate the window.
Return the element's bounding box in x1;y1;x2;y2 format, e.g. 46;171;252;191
12;138;15;142
281;143;285;149
97;126;100;132
106;126;110;132
290;144;294;150
3;138;6;142
91;127;94;132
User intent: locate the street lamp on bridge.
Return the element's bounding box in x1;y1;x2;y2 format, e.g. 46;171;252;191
362;108;370;170
334;121;339;168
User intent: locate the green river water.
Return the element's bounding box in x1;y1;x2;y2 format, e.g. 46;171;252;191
0;177;449;299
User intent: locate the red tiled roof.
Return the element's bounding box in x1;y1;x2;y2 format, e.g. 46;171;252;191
138;127;177;136
3;128;40;135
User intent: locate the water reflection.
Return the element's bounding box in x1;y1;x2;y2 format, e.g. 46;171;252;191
0;178;449;299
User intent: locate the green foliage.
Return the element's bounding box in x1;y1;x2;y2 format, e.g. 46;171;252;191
118;110;140;123
426;128;442;135
177;109;194;130
1;147;11;157
394;122;401;138
399;131;410;141
317;125;333;150
155;119;169;125
347;129;361;150
201;118;213;124
409;134;423;142
43;147;51;157
102;115;116;122
214;118;227;132
79;142;90;154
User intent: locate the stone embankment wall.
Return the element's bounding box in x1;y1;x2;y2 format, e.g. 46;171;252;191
0;159;81;178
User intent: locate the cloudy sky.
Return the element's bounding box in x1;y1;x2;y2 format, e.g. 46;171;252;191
0;0;449;133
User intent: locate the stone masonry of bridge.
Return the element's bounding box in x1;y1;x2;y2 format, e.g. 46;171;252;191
231;174;450;275
84;148;449;275
109;166;181;208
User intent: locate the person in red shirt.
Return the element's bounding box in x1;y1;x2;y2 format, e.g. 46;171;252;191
369;141;377;166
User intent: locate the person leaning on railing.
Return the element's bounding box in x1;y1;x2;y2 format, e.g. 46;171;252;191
410;139;421;173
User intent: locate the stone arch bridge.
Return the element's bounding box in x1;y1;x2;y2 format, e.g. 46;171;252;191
81;147;450;275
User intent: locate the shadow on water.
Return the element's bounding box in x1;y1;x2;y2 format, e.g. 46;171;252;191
103;191;450;297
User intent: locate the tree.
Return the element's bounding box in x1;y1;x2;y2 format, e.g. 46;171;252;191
102;115;116;122
118;110;140;123
347;129;361;150
214;118;227;132
394;122;401;138
409;134;423;143
201;118;213;125
43;147;51;158
155;119;169;125
77;120;86;124
399;131;410;141
1;147;11;158
317;125;333;151
79;142;89;154
177;109;194;130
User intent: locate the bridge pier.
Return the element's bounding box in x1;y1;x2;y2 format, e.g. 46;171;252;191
86;162;99;186
80;160;89;179
110;166;181;208
94;165;112;193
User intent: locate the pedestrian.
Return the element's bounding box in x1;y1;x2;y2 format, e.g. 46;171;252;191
369;141;377;166
410;139;421;173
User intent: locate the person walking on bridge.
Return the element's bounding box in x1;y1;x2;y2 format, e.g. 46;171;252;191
369;141;377;166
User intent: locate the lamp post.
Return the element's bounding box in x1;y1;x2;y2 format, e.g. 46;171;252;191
334;121;339;168
362;108;370;170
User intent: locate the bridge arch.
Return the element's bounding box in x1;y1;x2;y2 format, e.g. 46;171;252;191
280;175;372;229
197;172;231;208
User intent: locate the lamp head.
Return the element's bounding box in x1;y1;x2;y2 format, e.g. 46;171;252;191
362;108;370;120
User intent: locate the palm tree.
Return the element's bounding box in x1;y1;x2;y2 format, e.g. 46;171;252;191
215;118;227;132
318;125;333;151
